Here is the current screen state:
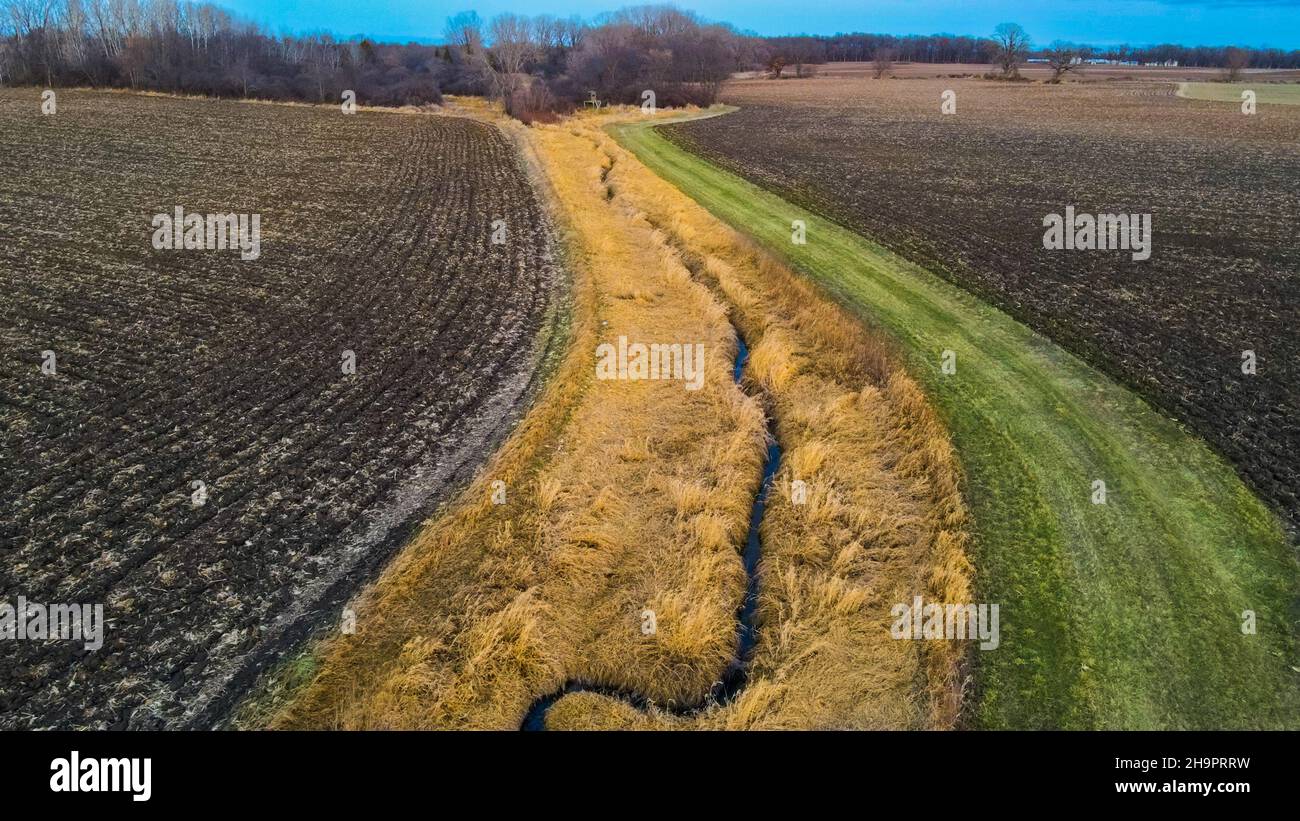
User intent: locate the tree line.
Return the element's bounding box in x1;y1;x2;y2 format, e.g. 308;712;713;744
3;2;1295;119
0;0;453;104
441;6;743;121
0;1;748;114
764;31;1300;72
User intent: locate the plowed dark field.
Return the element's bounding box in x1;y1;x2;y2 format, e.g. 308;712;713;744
0;90;560;728
665;77;1299;533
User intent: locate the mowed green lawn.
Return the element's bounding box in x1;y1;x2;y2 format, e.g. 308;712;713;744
1177;81;1300;105
611;114;1300;729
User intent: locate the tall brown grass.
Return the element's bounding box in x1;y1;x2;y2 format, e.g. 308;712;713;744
269;104;765;729
268;104;971;730
538;112;973;729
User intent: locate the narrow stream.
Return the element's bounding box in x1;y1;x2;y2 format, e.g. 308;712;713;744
521;333;781;730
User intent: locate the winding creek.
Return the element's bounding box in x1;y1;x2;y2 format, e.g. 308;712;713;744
520;333;782;730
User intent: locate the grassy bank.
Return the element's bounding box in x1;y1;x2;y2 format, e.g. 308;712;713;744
542;113;971;729
611;114;1300;729
1177;81;1300;105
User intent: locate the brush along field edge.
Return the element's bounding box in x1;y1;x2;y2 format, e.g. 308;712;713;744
610;111;1300;730
271;103;970;730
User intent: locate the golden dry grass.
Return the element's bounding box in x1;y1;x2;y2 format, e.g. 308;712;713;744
269;104;970;730
270;104;764;728
540;112;971;729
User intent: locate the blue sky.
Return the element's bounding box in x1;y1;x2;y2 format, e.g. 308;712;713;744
217;0;1300;49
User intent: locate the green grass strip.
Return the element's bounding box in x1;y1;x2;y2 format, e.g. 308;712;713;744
610;113;1299;729
1177;81;1300;106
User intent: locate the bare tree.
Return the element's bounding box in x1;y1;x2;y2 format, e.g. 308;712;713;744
555;15;584;50
529;14;560;51
1223;46;1249;82
116;30;146;86
88;0;126;59
443;10;483;55
487;13;534;74
872;46;893;79
990;22;1030;78
1044;40;1084;83
613;4;695;40
6;0;60;85
228;50;252;96
487;12;537;101
59;0;96;83
784;37;820;78
304;33;341;101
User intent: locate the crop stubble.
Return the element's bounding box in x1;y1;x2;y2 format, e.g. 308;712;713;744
0;90;560;728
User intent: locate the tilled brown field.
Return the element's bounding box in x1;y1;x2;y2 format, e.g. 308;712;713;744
0;90;561;728
665;77;1299;532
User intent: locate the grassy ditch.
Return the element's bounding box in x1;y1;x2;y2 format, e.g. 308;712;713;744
272;105;971;730
540;113;972;729
611;113;1300;729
